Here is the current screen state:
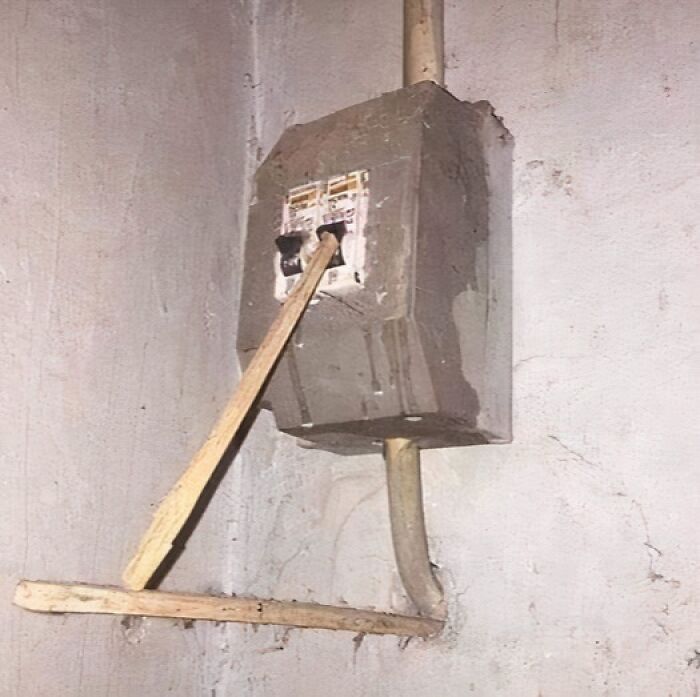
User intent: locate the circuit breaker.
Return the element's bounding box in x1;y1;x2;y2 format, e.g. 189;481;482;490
274;170;369;301
237;81;512;454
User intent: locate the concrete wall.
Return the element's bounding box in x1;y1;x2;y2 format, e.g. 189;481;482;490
1;1;254;694
3;1;700;695
233;1;700;695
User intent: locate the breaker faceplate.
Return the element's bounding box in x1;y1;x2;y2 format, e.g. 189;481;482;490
274;171;369;302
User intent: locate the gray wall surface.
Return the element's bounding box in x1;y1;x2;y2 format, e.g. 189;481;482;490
1;1;254;693
3;1;700;695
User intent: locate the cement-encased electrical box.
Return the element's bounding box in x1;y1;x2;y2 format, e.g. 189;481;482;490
237;81;512;454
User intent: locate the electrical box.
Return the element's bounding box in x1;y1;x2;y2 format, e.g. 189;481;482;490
237;81;512;454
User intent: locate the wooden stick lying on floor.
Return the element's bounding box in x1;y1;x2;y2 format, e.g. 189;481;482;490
122;233;340;592
14;581;444;637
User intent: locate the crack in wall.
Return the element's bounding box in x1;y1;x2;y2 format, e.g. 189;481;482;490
631;499;680;587
548;435;599;469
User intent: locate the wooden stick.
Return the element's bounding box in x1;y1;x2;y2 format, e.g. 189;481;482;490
122;233;339;591
385;437;445;618
14;581;444;637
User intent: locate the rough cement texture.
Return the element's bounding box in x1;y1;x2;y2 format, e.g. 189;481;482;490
239;82;512;452
1;1;254;694
3;0;700;695
232;1;700;695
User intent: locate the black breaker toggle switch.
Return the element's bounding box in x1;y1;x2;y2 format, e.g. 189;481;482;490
275;221;347;278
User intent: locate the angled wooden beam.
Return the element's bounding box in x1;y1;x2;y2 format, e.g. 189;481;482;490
14;581;444;637
122;232;340;591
